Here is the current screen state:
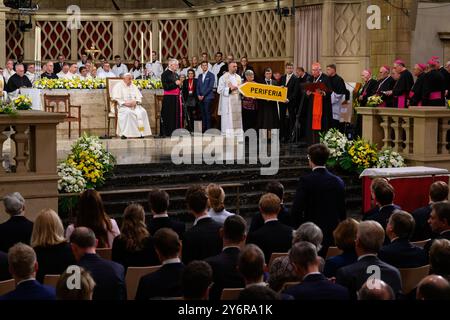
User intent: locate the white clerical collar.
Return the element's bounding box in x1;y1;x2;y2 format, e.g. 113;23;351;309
264;218;278;224
162;258;181;265
441;229;450;235
193;214;210;226
246;282;267;288
312;166;326;171
303;272;321;281
223;246;240;252
358;253;377;261
153;213;169;218
17;278;36;286
379;204;394;210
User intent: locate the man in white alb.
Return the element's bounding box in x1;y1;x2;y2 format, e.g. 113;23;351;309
112;73;152;139
145;51;164;79
112;55;128;77
211;51;225;89
217;61;243;136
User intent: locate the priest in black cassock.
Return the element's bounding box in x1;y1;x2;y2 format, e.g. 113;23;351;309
375;66;395;107
161;58;183;137
304;63;332;145
357;70;378;106
6;64;32;93
422;58;446;106
257;68;280;134
391;60;414;108
440;60;450;99
409;64;426;107
326;64;349;129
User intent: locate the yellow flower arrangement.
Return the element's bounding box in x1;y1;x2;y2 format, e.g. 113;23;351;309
34;78;162;90
341;138;378;173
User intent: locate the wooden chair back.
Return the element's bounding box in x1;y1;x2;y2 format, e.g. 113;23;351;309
96;247;112;260
220;288;244;300
399;264;431;294
126;265;161;300
43;274;61;288
0;279;15;296
326;246;343;259
268;252;289;269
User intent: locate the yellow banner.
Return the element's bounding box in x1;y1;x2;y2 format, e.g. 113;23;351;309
238;82;287;103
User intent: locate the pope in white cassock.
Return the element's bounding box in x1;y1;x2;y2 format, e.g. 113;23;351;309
217;62;243;136
112;73;152;138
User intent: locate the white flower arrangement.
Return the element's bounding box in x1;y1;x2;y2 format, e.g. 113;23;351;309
376;148;406;168
57;162;86;193
320;128;349;159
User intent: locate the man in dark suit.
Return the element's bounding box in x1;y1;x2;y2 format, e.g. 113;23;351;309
182;261;213;300
363;180;399;230
429;239;450;279
0;250;9;281
147;189;185;237
247;193;293;263
53;54;66;74
250;181;292;232
290;144;346;247
357;279;395;300
182;185;222;264
197;61;215;132
412;181;448;241
0;192;33;253
238;244;267;287
283;241;349;300
0;243;55;300
379;211;428;268
416;275;450;300
336;221;402;299
70;227;126;300
205;215;246;300
136;228;184;300
280;62;300;143
424;202;450;253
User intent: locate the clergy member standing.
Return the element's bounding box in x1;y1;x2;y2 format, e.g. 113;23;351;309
391;60;414;108
112;73;152;139
375;66;395;107
146;51;164;79
326;64;350;128
217;61;243;137
161;58;183;137
409;63;427;107
422;58;446;106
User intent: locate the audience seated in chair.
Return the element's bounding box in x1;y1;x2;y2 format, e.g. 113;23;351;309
336;221;402;299
205;215;246;300
147;189;185;237
238;285;281;300
238;244;268;289
70;227;126;300
0;192;33;253
379;211;428;268
31;209;76;283
416;275;450;300
269;222;323;292
357;279;395;300
0;243;55;300
206;184;235;225
56;266;95;300
135;228;184;300
412;181;448;241
182;260;213;301
0;250;9;281
283;241;349;300
429;239;450;281
247;193;293;264
182;185;222;264
424;202;450;253
323;218;359;278
112;204;158;270
65;189;120;249
249;181;293;232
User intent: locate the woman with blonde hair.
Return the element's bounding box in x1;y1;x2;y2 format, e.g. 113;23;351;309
112;203;158;269
206;184;234;224
31;208;75;283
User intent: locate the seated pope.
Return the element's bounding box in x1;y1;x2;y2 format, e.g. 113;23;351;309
112;73;152;139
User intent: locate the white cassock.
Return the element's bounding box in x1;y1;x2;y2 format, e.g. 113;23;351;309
112;64;129;77
112;81;152;138
97;70;116;79
331;92;345;121
57;72;75;80
217;72;243;136
211;62;224;88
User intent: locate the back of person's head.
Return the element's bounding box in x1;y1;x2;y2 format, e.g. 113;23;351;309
293;222;323;252
8;243;37;280
120;203;149;251
153;228;181;260
238;244;265;283
3;192;25;216
357;279;395;300
238;285;281;300
417;275;450;300
430;239;450;278
77;189;111;248
432;202;450;226
186;185;208;215
182;261;212;300
56;266;96;300
289;241;318;271
387;210;415;240
31;208;65;248
223;215;247;244
430;181;449;203
259;193;281;216
370;178;389;200
333;218;359;251
265;181;284;202
149;189;170;214
356;221;385;254
70;227;97;249
206;184;226;212
373;181;395;206
307;144;329;166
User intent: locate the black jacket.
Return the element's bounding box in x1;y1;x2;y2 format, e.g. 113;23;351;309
147;216;186;238
135;262;184;300
363;204;400;230
0;250;10;281
359;79;378;106
379;238;428;268
0;215;33;253
280;74;300;106
249;205;293;233
284;273;350;300
112;236;159;270
411;205;434;241
34;242;76;283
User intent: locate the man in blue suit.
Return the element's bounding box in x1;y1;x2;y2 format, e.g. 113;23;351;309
290;144;346;247
0;243;55;300
196;61;215;132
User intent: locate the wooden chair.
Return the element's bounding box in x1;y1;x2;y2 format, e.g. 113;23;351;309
268;252;289;269
0;279;15;296
125;265;161;300
220;288;244;300
412;239;430;249
106;78;123;138
43;93;81;139
280;281;300;292
326;246;343;259
43;274;61;288
154;94;163;135
399;264;430;294
96;247;112;260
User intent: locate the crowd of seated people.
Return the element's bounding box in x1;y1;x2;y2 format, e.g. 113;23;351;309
1;144;450;300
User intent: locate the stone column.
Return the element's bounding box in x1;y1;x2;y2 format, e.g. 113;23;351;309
438;32;450;62
152;20;159;61
113;17;124;57
188;18;197;59
0;1;9;67
320;0;335;63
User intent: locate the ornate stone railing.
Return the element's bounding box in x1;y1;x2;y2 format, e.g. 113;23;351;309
0;111;65;222
359;107;450;170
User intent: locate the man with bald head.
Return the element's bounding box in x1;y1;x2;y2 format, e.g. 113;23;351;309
358;279;395;300
5;64;32;93
390;59;414;108
417;275;450;300
376;65;395;107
